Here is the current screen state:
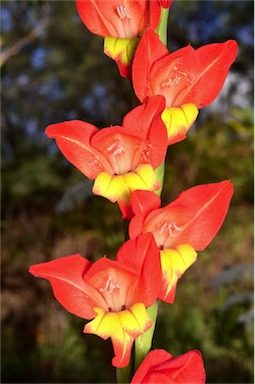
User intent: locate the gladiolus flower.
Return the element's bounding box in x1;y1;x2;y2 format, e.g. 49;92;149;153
29;233;162;368
131;349;206;383
129;181;234;303
46;96;167;219
76;0;162;77
132;30;238;144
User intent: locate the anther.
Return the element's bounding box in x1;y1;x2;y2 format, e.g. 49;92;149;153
107;140;124;156
161;67;189;88
100;276;120;293
116;5;131;19
159;221;182;237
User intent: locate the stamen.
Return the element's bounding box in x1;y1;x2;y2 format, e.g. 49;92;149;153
161;67;189;88
158;221;182;237
161;76;181;87
100;276;120;293
107;140;124;156
116;5;131;19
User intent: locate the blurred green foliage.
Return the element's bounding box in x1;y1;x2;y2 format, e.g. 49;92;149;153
1;1;253;383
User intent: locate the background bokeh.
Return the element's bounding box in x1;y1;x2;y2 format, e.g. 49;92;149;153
1;1;254;383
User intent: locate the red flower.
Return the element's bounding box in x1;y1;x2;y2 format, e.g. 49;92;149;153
76;0;162;77
29;233;162;368
129;181;234;303
132;30;238;144
46;96;167;219
131;349;206;383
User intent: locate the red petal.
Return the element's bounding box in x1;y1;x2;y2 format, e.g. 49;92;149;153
76;0;117;38
45;120;107;179
131;349;206;383
179;40;238;107
158;0;173;8
129;190;161;238
133;30;169;102
29;255;103;319
159;350;206;383
131;349;172;383
122;96;165;139
83;255;135;281
118;199;134;220
116;233;162;306
132;190;161;216
122;96;167;168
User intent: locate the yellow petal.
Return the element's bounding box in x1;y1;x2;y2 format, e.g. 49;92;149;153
85;307;124;340
124;165;160;192
84;303;152;368
93;172;130;202
104;36;140;66
93;165;160;204
161;103;198;145
160;244;197;298
120;302;152;338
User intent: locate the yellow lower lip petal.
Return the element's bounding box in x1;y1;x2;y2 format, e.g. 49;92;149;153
92;165;160;204
104;36;140;66
93;172;130;202
161;103;198;145
84;303;152;368
160;244;197;301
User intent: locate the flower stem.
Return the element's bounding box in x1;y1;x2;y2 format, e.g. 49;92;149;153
116;363;132;384
134;301;158;372
156;7;170;47
155;160;165;197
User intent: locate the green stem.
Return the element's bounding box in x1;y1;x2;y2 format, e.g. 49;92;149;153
116;364;132;384
134;301;158;372
155;7;170;47
155;160;165;198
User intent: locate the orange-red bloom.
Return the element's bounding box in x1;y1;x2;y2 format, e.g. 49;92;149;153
76;0;163;77
132;30;238;144
129;181;234;303
46;96;167;219
29;233;162;368
131;349;206;383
